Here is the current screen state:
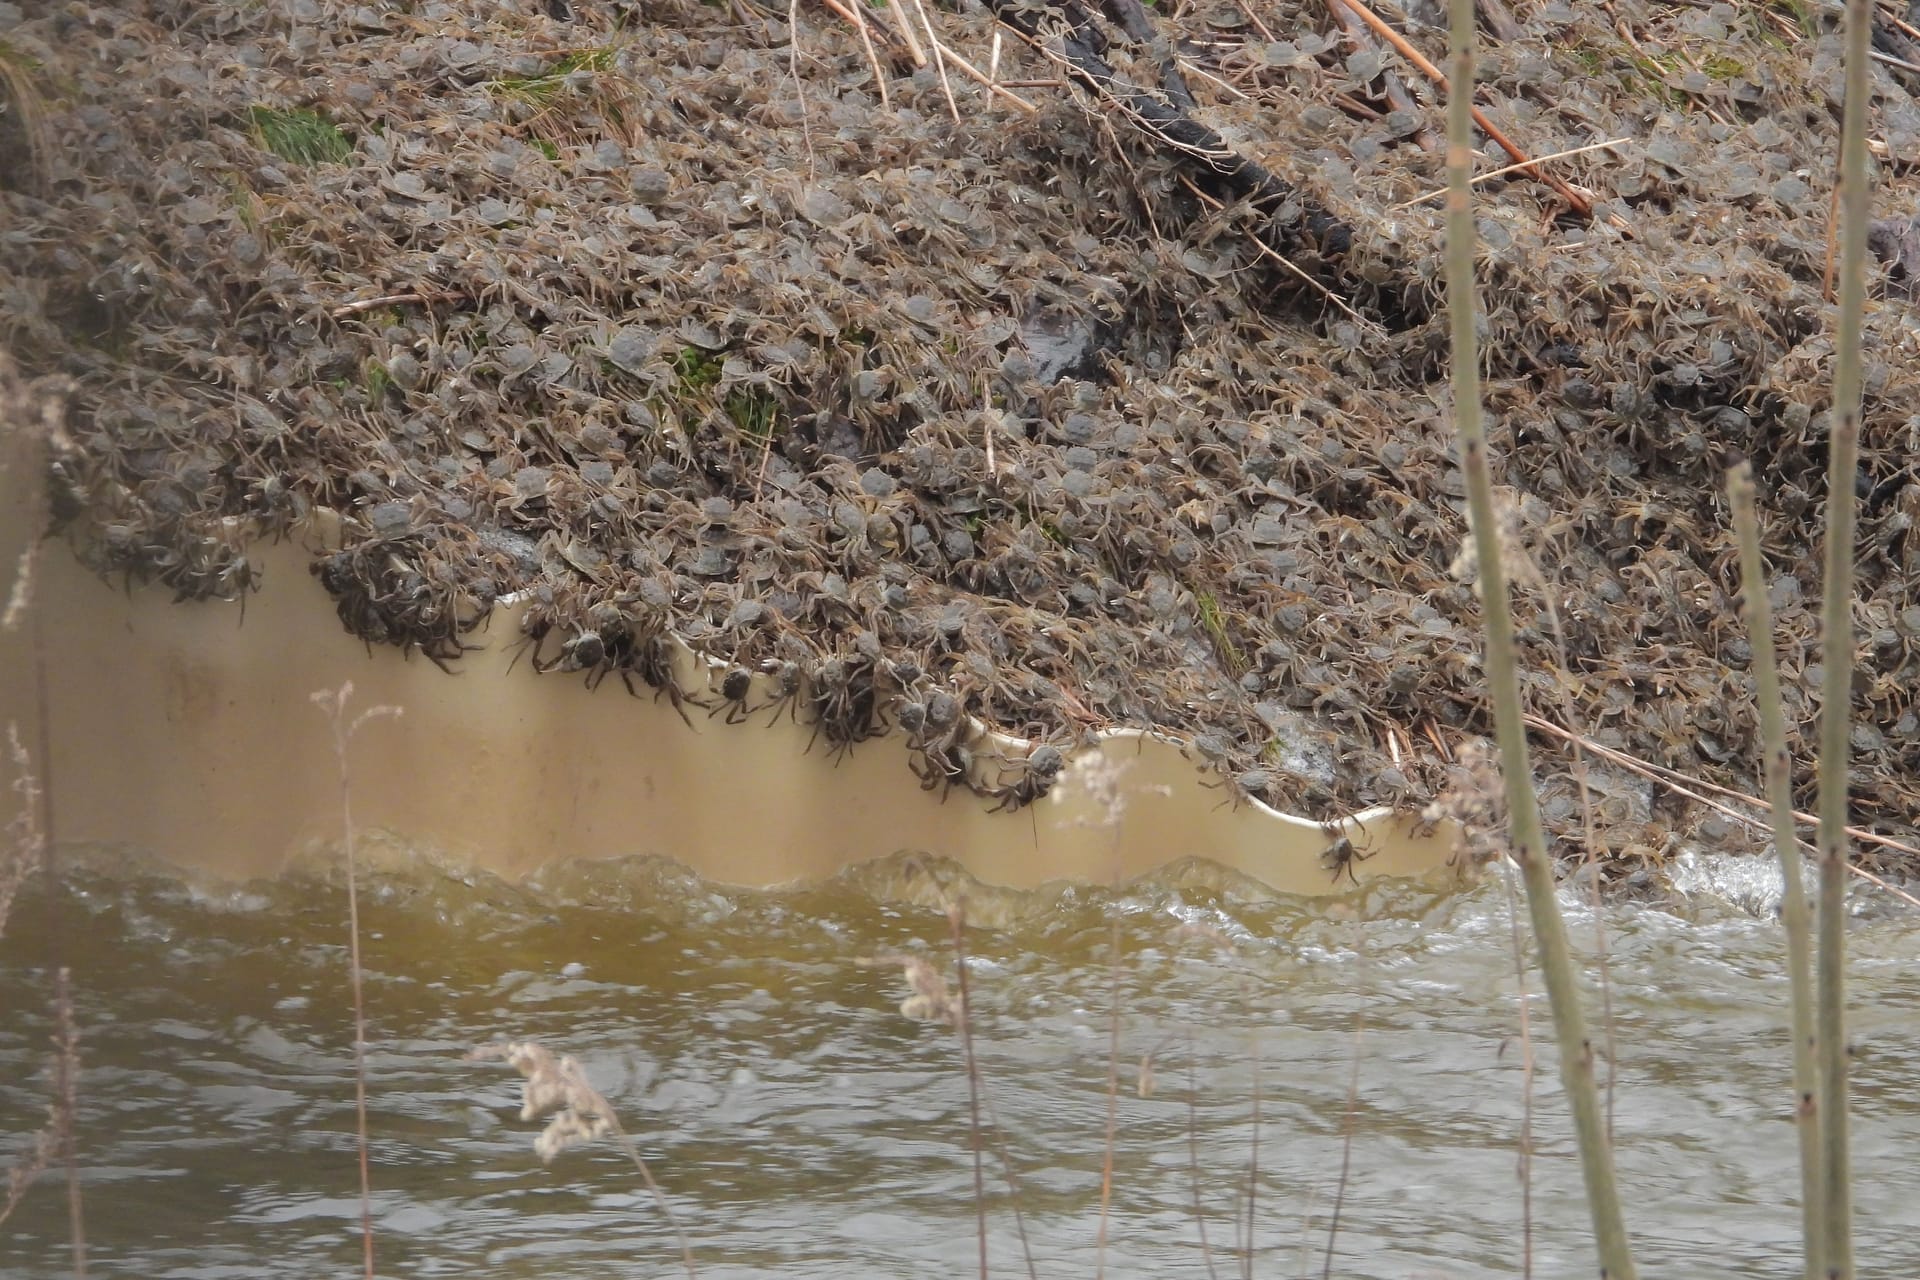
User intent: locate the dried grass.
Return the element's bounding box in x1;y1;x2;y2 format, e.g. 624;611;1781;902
468;1039;697;1278
312;682;401;1280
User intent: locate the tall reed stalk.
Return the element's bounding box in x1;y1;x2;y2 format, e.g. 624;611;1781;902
1813;1;1872;1273
1441;0;1633;1273
313;683;401;1280
1728;464;1823;1280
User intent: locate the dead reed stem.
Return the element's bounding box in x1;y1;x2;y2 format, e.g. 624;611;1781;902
1319;1017;1363;1280
975;1081;1040;1280
1729;463;1824;1280
470;1040;696;1278
54;966;85;1279
1;725;42;940
1240;1030;1259;1280
1095;907;1122;1280
910;0;962;123
2;382;83;1275
1500;859;1536;1279
788;0;815;177
312;683;401;1280
945;900;990;1280
1184;1032;1220;1280
1816;1;1873;1271
1517;716;1874;849
1329;0;1594;217
1442;0;1634;1272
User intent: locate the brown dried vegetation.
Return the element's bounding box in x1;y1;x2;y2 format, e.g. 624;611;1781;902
9;0;1920;873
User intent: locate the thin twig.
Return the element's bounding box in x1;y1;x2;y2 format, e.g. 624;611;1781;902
1870;46;1920;74
947;900;990;1280
328;291;458;320
1095;907;1122;1280
1242;1029;1260;1280
1185;1031;1220;1280
1518;714;1920;906
1392;139;1632;209
313;684;402;1280
1319;1017;1363;1280
910;0;963;123
843;0;891;109
1500;862;1536;1280
885;0;927;66
976;1084;1040;1280
927;36;1038;112
1331;0;1596;218
55;966;83;1280
790;0;816;177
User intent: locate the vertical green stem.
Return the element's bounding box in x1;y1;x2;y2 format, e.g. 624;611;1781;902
1818;2;1872;1274
1729;464;1824;1280
1444;1;1633;1275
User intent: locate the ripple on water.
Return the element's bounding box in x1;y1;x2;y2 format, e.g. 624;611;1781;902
4;847;1920;1277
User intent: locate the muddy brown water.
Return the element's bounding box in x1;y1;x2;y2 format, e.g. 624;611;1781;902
6;853;1920;1278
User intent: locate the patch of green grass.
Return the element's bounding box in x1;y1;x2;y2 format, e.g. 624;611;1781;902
670;347;780;441
1565;46;1608;77
488;46;618;109
363;357;393;402
530;139;560;162
1619;49;1688;107
1195;590;1247;677
248;105;352;166
726;387;779;441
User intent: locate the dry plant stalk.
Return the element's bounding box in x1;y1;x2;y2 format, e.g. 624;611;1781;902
944;900;991;1280
1813;0;1874;1272
1330;0;1595;218
1728;463;1823;1280
1319;1018;1363;1280
1;966;85;1280
1499;854;1537;1278
1;724;44;938
861;950;966;1026
1441;0;1635;1273
863;877;1037;1280
1183;1034;1220;1280
1096;902;1124;1280
312;682;401;1280
469;1041;696;1277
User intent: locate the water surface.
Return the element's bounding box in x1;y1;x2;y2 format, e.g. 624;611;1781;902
4;850;1919;1277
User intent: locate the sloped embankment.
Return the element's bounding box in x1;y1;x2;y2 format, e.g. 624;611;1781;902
6;0;1920;877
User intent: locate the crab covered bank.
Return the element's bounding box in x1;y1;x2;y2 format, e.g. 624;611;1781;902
5;0;1920;886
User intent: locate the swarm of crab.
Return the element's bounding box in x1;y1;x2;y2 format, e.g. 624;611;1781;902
10;0;1920;876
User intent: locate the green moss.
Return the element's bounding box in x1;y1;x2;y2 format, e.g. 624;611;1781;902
1699;53;1747;82
672;347;723;393
248;105;352;166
